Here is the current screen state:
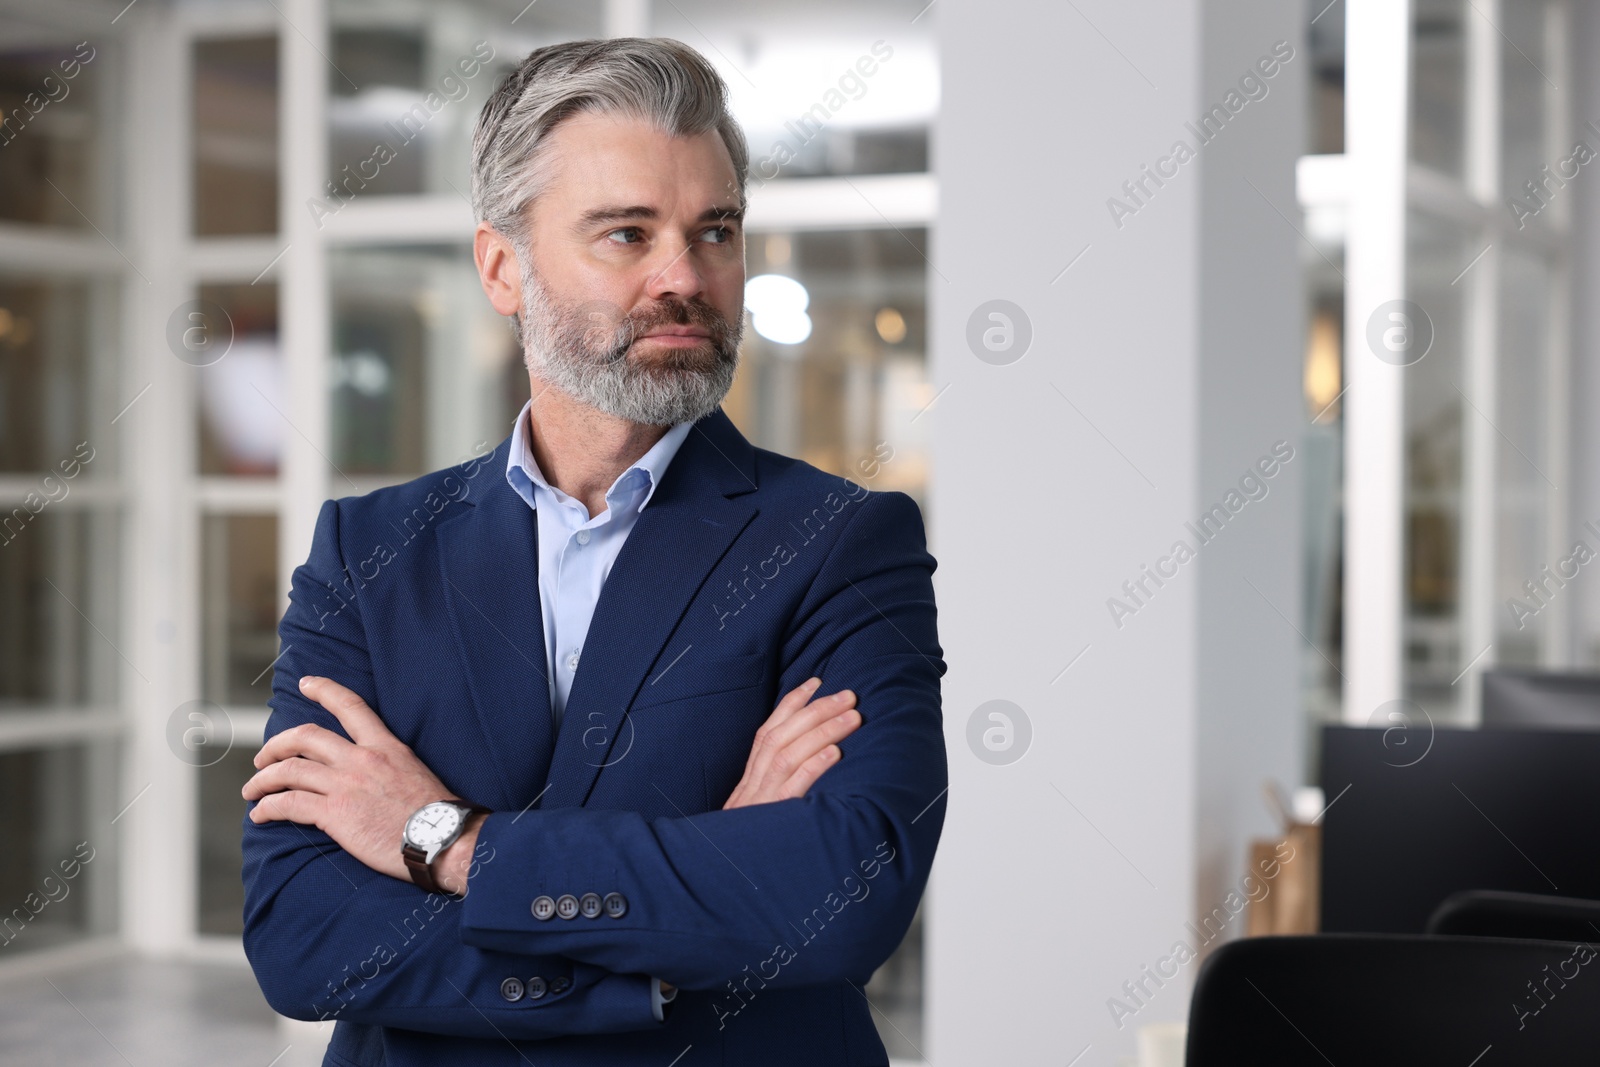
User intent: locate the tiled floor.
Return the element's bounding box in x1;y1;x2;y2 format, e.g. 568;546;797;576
0;950;331;1067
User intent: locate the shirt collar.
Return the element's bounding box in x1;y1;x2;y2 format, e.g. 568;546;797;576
504;398;695;515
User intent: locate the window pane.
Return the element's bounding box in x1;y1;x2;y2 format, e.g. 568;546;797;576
1308;0;1345;155
0;277;102;475
0;39;102;228
193;37;279;237
324;5;937;194
0;509;120;712
1411;0;1466;179
330;245;522;476
198;745;257;936
1302;296;1345;724
0;743;116;955
326;1;603;201
735;228;930;507
201;514;280;708
1402;212;1469;720
1500;0;1552;202
656;5;936;182
736;226;927;1057
1493;248;1551;666
196;282;282;476
326;27;487;201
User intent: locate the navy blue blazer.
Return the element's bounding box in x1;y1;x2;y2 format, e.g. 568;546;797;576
241;406;948;1067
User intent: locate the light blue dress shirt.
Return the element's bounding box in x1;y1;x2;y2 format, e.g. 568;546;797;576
504;398;694;734
503;397;692;1021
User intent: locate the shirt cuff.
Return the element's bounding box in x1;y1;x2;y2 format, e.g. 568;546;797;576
651;977;678;1022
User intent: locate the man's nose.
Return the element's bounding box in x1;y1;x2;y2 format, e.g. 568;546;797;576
643;237;706;302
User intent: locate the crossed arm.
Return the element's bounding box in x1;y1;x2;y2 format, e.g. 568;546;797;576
244;673;863;897
239;490;947;1037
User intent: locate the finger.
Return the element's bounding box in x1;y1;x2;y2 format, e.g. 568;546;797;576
254;722;349;769
298;676;395;747
750;705;860;797
247;789;326;828
760;689;856;755
737;691;855;794
761;677;823;731
727;685;851;807
770;744;843;803
242;756;335;801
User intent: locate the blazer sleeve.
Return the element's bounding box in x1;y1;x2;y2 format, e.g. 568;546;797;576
240;499;661;1037
457;489;949;996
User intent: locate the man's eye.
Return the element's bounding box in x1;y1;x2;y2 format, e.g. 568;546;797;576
702;226;735;244
607;228;643;245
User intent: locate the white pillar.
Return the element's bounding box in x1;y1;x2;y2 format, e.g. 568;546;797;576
122;3;199;955
930;0;1304;1060
1342;0;1411;722
1459;0;1500;717
280;0;332;602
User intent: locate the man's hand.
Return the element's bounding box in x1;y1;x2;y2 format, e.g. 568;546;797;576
243;676;467;885
722;677;862;810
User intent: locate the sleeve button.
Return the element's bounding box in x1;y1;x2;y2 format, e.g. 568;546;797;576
499;977;525;1002
550;975;571;994
525;976;548;1000
579;892;603;918
555;894;580;919
531;895;556;921
602;892;628;919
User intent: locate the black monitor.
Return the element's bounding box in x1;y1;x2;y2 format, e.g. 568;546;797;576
1320;724;1600;933
1481;667;1600;729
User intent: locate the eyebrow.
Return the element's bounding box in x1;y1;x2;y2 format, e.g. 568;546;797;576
574;204;745;233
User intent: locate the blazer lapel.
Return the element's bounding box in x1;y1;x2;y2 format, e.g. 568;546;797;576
540;406;760;810
436;439;556;812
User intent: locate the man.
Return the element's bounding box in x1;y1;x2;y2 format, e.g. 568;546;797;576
240;37;946;1067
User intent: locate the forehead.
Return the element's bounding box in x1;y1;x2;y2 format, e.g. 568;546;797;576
537;109;741;215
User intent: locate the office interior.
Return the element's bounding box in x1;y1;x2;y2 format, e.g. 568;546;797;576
3;0;1600;1063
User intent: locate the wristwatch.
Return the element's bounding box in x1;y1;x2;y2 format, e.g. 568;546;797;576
402;799;488;896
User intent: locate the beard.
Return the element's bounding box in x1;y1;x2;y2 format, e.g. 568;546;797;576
516;259;742;427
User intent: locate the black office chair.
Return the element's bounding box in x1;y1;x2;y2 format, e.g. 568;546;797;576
1185;934;1600;1065
1429;889;1600;943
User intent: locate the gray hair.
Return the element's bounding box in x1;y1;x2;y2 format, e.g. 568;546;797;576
471;37;749;245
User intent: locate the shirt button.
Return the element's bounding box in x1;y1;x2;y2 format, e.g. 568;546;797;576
500;977;525;1002
576;529;591;545
567;651;580;671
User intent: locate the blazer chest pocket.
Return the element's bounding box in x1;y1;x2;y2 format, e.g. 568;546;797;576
630;651;769;712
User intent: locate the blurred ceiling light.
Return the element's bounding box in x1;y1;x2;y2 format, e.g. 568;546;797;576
745;273;812;345
1305;309;1342;423
875;306;906;344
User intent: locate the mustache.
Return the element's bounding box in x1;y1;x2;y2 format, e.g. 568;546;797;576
590;299;736;362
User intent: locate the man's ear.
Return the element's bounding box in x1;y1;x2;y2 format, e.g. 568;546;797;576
474;221;524;317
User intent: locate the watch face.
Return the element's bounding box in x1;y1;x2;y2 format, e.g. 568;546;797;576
405;803;463;849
